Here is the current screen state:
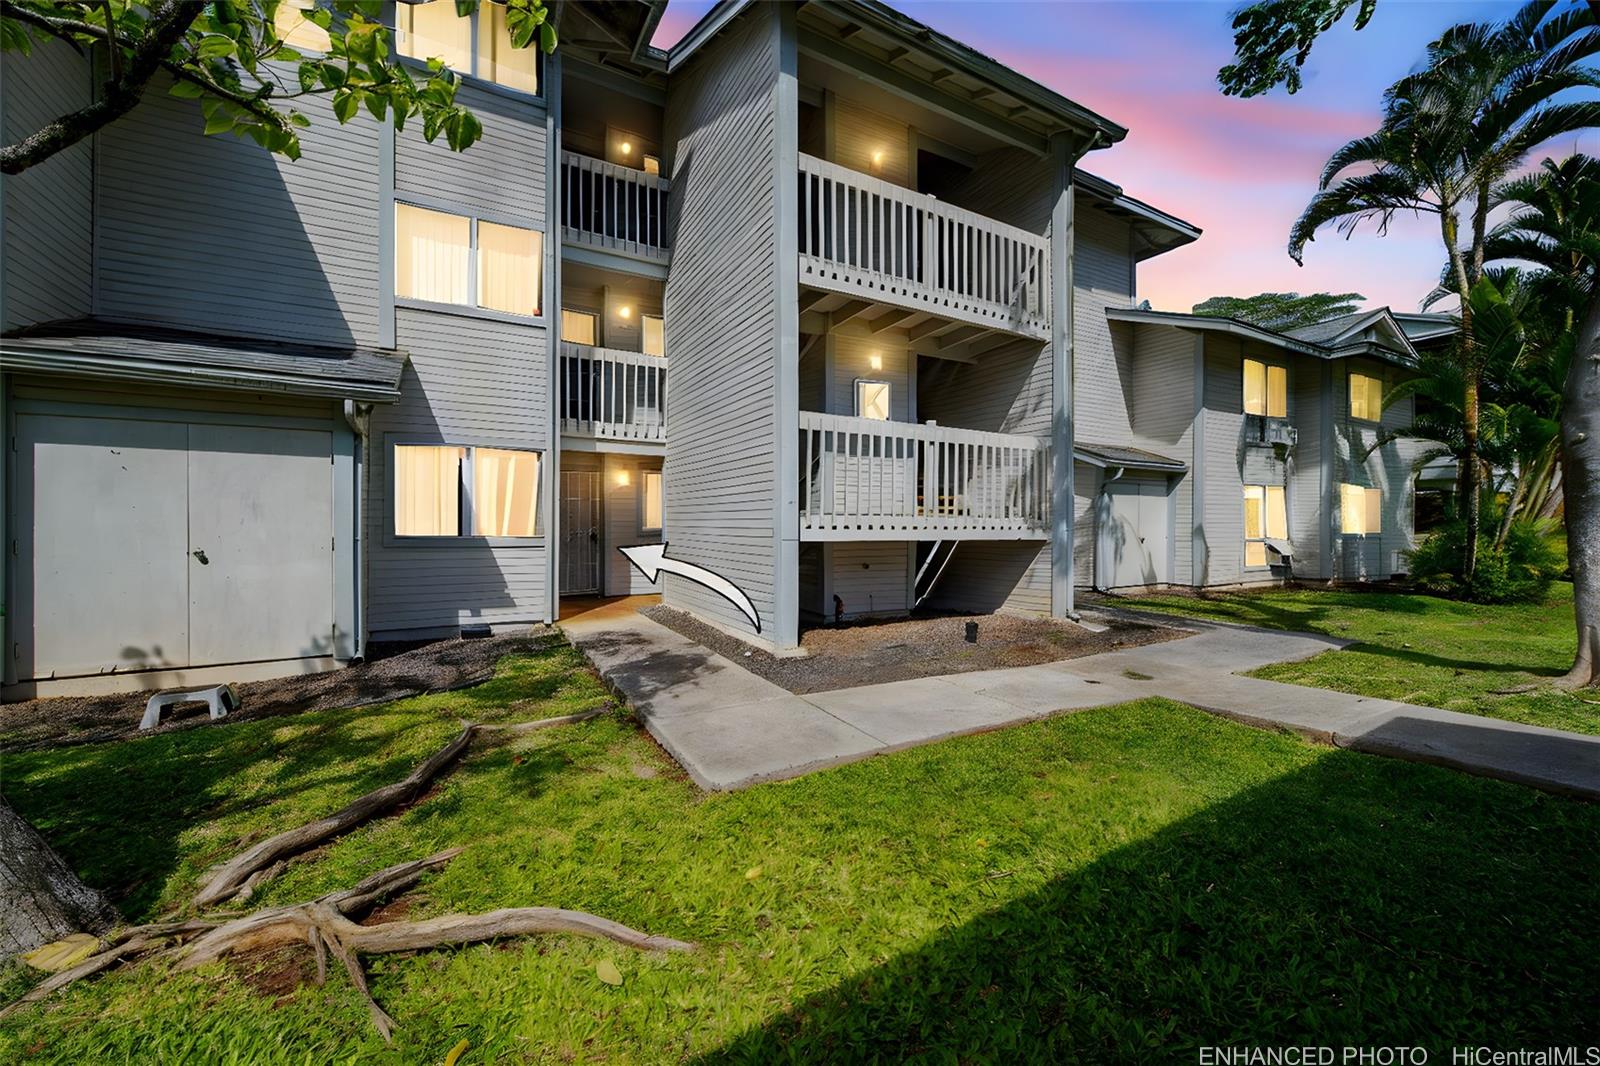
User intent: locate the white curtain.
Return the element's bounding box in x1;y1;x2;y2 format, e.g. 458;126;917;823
642;471;664;531
562;309;598;345
1243;360;1266;416
1267;366;1287;418
642;314;665;357
478;221;540;316
479;2;538;93
395;445;463;536
274;3;330;52
396;204;470;305
397;0;472;70
473;448;540;537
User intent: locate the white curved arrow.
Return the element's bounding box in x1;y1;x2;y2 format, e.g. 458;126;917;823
618;542;761;633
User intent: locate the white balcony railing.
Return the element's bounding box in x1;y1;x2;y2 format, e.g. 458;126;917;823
561;151;671;260
560;343;667;443
799;412;1050;539
797;153;1051;339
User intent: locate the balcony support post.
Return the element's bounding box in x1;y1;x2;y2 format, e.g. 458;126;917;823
1049;132;1084;619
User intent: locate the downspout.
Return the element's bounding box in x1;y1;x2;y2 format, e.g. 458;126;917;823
343;400;370;661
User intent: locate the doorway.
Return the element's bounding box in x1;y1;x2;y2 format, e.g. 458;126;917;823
560;469;602;594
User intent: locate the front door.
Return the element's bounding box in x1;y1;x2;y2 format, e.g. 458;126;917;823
560;469;602;594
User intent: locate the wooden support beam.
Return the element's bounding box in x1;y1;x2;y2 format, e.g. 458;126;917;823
798;289;830;314
866;308;921;333
827;299;875;329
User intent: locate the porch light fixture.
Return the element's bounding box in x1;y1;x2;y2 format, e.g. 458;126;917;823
618;305;633;319
869;353;883;370
620;140;634;155
871;149;885;169
616;470;632;486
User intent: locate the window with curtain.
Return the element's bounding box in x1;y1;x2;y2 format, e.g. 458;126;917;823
473;447;540;537
642;314;665;357
642;471;664;531
396;1;537;94
395;203;470;305
1349;371;1384;421
562;309;598;345
1340;483;1383;535
394;445;465;536
1243;359;1287;418
1243;484;1287;567
395;203;541;317
477;221;541;316
274;2;331;52
394;444;540;538
856;380;891;420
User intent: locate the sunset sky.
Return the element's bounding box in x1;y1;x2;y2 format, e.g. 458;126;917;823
651;0;1589;316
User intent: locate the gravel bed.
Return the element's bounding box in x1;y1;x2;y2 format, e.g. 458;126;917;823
640;606;1180;694
0;629;559;753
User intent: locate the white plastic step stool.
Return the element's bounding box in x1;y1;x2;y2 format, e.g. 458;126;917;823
140;684;240;731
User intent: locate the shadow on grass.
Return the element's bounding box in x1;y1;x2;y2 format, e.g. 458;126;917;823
1344;642;1567;677
695;753;1599;1060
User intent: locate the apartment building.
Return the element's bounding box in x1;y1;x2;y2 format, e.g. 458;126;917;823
0;0;1425;696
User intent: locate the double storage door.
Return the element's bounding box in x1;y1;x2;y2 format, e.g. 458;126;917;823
13;410;335;681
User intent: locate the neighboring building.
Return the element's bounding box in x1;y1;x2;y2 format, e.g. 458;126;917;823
0;0;1430;697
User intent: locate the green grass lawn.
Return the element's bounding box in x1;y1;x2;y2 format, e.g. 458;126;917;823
2;643;1598;1061
1108;582;1600;736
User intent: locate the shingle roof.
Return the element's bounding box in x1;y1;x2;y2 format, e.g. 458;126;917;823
1;319;407;402
1282;310;1377;345
1074;442;1187;472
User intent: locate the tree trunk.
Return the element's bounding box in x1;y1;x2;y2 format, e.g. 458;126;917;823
0;799;118;958
1560;290;1600;688
1444;208;1480;579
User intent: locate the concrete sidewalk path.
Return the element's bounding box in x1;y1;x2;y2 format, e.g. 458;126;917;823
560;598;1600;800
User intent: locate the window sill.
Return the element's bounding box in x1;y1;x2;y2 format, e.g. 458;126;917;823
388;534;547;550
396;298;546;328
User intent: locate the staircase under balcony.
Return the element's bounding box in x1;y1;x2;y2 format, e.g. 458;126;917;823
798;412;1050;540
797;153;1051;355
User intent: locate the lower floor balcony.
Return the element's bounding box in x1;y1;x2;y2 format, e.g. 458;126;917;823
798;412;1050;540
559;342;666;445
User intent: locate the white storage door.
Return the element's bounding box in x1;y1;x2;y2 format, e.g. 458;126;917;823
1104;479;1170;588
187;424;335;665
14;414;192;678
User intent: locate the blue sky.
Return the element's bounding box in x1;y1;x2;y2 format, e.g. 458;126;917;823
654;1;1588;314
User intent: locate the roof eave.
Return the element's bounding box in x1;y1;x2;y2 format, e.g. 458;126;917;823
0;347;405;403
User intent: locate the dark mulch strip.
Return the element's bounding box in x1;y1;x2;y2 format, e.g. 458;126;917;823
640;606;1181;695
0;630;558;754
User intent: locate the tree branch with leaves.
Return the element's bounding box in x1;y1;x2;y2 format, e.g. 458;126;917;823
0;0;556;175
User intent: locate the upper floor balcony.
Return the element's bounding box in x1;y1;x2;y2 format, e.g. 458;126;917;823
560;342;666;446
561;150;671;263
799;411;1050;540
797;153;1051;344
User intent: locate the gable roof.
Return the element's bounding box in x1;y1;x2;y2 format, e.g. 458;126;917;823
1105;306;1421;368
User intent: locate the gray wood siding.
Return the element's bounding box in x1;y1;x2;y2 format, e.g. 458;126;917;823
1073;202;1135;445
93;72;382;347
1198;336;1248;585
602;453;664;596
925;541;1051;614
1127;323;1195;583
660;7;781;638
2;41;94;329
365;308;549;635
1288;356;1329;579
829;542;910;617
395;83;546;221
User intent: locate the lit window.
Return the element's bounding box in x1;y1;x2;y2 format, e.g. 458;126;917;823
472;447;540;537
477;220;541;316
395;204;470;305
1243;359;1287;418
396;0;472;71
643;154;661;176
477;0;538;93
396;1;537;95
641;470;664;532
394;445;465;536
856;380;891;420
1349;371;1384;421
395;203;541;317
562;308;598;345
1340;483;1383;535
1243;484;1287;567
642;314;665;357
394;444;540;538
274;2;331;52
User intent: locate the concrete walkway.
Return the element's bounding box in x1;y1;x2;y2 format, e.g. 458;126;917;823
560;598;1600;800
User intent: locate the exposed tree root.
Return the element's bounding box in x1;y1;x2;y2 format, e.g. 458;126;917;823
3;849;695;1042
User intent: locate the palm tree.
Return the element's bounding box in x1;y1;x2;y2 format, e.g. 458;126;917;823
1480;154;1600;686
1289;0;1600;578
